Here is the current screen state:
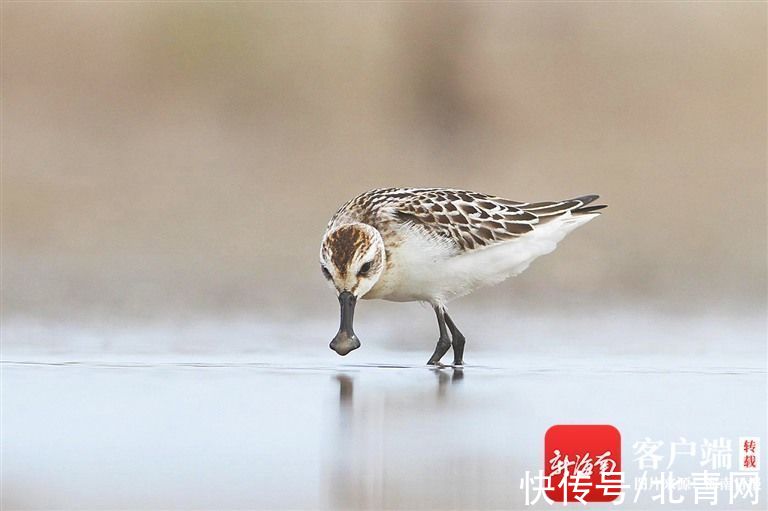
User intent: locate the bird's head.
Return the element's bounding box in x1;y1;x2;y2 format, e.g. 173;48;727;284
319;223;386;356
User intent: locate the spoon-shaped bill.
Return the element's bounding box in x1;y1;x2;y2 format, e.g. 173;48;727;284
329;291;360;356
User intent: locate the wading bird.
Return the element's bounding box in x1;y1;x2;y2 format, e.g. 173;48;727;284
319;188;605;365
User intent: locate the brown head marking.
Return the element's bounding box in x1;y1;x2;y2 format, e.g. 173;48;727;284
327;225;368;275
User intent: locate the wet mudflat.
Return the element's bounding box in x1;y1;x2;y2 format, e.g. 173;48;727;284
2;344;765;510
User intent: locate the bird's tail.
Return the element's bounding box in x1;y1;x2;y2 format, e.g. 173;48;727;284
571;194;607;215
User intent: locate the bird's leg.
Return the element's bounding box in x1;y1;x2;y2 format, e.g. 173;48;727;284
427;306;451;366
444;311;465;366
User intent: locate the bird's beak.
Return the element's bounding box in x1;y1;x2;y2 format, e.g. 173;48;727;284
330;291;360;356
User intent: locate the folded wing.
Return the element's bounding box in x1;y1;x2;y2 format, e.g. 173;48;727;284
381;189;606;253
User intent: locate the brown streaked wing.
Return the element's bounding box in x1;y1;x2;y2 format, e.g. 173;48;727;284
518;194;605;222
377;189;539;253
329;188;604;254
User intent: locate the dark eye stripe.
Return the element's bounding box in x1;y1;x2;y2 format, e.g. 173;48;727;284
321;266;332;280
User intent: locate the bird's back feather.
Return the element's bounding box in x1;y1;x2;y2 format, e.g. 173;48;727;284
329;188;605;255
327;188;605;304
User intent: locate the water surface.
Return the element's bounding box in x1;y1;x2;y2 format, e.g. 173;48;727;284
3;350;765;510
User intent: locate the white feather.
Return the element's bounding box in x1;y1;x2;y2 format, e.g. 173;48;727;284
364;212;599;305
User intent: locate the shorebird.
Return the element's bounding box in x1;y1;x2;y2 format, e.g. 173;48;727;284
319;188;606;365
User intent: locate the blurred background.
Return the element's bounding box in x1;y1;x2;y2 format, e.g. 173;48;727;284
3;2;766;339
3;4;766;510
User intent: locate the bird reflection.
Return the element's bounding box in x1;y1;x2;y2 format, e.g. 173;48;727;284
337;373;354;404
329;367;465;507
334;367;463;410
433;366;464;398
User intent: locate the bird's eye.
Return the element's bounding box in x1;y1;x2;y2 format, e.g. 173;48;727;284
321;266;332;280
358;261;372;276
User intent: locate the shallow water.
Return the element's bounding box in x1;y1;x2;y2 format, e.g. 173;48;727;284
3;350;766;510
3;309;766;509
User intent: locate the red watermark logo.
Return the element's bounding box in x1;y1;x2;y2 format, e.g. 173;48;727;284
521;429;761;506
544;424;623;503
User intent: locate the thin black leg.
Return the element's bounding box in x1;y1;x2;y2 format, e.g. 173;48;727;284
427;306;451;365
444;311;466;366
